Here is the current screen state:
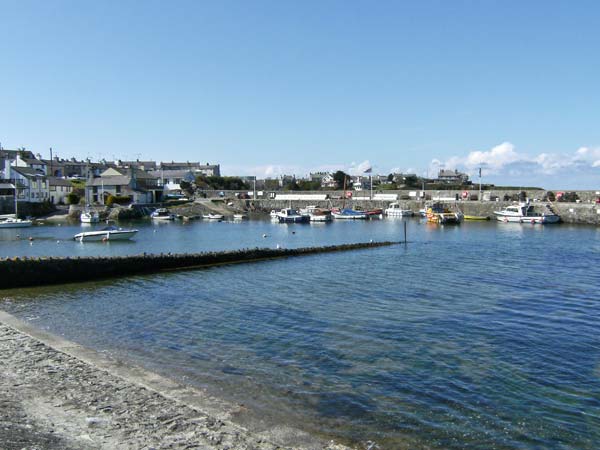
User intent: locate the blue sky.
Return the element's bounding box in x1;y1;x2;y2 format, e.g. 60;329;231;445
1;0;599;188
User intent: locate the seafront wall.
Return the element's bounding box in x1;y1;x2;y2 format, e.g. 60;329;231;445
0;242;396;289
244;199;600;225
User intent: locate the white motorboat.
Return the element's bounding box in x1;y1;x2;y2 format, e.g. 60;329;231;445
0;216;32;228
300;205;332;222
151;208;176;220
233;214;247;220
80;210;100;223
276;208;309;223
203;213;224;220
385;203;414;217
73;226;138;242
270;209;280;220
494;201;560;224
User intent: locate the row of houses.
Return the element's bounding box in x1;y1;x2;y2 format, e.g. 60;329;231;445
283;169;470;190
0;148;220;207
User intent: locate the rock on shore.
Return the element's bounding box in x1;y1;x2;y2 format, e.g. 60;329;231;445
0;317;350;450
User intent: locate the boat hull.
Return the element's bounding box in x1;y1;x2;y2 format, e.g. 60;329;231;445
74;230;138;242
0;219;33;228
385;210;413;217
278;215;309;223
494;213;560;224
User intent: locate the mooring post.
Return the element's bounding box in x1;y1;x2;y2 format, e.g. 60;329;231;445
404;221;407;245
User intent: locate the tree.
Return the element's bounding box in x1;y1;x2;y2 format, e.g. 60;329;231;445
387;173;394;182
404;174;419;188
333;170;352;189
66;192;80;205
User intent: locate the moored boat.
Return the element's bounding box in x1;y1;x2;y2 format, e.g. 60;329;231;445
331;208;368;220
151;208;176;221
301;205;332;222
0;216;32;228
233;214;247;220
73;226;138;242
203;213;224;220
494;201;560;224
277;208;309;223
463;215;490;221
80;210;100;223
426;203;463;224
385;203;413;217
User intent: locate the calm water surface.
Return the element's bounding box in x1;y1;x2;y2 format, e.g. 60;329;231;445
1;218;600;449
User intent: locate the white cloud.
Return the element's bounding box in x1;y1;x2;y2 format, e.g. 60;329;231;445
430;143;600;188
432;142;600;178
348;160;372;175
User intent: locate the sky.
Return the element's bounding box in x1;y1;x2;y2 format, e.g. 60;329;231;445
1;0;599;189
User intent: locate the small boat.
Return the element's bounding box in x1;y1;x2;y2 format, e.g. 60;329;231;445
332;208;368;220
73;226;138;242
203;213;224;220
0;216;32;228
426;203;463;224
300;206;332;222
463;215;490;221
0;186;33;228
385;203;413;217
151;208;176;221
494;201;560;224
80;210;100;223
276;208;309;223
233;214;247;220
364;208;384;219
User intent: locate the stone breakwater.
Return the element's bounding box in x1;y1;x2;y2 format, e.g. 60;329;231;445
0;242;397;289
0;311;350;449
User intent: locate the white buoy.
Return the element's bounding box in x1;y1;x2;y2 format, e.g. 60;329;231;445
57;240;60;244
276;244;281;249
262;234;268;238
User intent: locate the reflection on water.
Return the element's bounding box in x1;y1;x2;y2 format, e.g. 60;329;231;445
1;219;600;449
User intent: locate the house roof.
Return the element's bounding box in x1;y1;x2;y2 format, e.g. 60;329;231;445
106;167;158;179
0;150;35;160
48;177;73;187
87;176;132;187
151;169;195;177
11;166;45;178
23;158;46;165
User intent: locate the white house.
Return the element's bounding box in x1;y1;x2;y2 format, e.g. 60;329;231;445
48;177;73;205
9;166;49;203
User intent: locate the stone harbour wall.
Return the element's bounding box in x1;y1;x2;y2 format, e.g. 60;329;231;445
0;242;397;289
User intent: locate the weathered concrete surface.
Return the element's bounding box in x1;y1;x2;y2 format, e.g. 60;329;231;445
0;310;350;450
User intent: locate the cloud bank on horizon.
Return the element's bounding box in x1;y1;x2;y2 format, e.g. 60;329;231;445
430;142;600;189
224;143;599;190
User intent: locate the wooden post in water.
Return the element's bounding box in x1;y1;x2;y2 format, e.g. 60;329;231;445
404;221;407;245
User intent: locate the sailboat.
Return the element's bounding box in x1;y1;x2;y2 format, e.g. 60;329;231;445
0;182;32;228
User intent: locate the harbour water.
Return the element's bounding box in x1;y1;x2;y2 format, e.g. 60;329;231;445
1;218;600;448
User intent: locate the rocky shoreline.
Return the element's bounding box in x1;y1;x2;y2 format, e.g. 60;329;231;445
0;311;349;450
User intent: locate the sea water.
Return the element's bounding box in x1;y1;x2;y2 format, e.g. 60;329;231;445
1;218;599;448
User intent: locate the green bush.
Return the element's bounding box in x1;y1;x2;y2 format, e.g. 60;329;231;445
67;192;80;205
106;194;132;207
